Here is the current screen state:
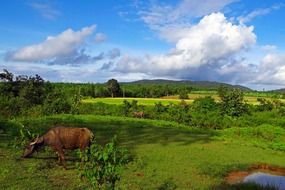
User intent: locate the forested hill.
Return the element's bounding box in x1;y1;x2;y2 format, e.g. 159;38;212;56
272;88;285;93
122;79;252;91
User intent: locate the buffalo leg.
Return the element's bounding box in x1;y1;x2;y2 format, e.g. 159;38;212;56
58;150;67;169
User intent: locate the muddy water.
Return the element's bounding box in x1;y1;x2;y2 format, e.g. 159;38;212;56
226;164;285;190
244;172;285;190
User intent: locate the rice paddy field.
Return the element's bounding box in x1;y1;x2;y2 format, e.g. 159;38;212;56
82;92;285;106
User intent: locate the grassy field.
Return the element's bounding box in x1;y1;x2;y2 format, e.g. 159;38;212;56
1;115;285;189
82;97;194;105
82;93;285;106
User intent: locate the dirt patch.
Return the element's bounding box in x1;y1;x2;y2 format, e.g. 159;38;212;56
226;163;285;184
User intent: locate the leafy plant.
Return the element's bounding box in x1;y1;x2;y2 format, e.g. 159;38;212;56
12;123;36;149
218;86;249;117
192;96;217;113
79;136;130;190
178;90;189;99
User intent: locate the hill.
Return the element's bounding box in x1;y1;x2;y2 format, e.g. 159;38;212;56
272;88;285;93
122;79;252;91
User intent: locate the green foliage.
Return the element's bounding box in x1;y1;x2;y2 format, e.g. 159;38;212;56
0;69;13;82
7;121;37;149
70;89;82;114
42;88;72;115
0;70;73;118
0;96;23;117
178;90;189;99
256;98;274;111
191;111;233;129
79;136;130;190
129;100;138;112
218;86;249;117
192;96;217;113
107;79;121;98
222;124;285;151
154;102;167;113
122;100;131;116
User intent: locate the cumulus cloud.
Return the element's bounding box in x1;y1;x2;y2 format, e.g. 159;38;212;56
254;53;285;85
115;12;256;83
6;25;96;62
140;0;237;35
47;50;105;65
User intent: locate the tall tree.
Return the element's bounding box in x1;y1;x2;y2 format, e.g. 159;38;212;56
0;69;13;82
107;79;121;98
218;86;248;117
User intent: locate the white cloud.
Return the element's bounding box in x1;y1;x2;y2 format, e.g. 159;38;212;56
94;33;107;43
116;12;256;82
6;25;96;62
261;45;277;52
254;53;285;85
30;2;61;20
140;0;237;32
238;4;284;24
107;48;121;59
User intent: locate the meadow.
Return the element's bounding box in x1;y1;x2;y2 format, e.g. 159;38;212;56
1;115;285;189
1;72;285;189
82;92;285;106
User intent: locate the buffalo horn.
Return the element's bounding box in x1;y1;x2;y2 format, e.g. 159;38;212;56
30;135;39;145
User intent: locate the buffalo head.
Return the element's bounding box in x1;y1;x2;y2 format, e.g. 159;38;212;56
22;135;42;158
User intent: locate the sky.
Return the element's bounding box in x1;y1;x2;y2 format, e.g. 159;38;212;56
1;0;285;90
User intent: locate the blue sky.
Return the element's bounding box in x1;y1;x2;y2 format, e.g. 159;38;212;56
1;0;285;90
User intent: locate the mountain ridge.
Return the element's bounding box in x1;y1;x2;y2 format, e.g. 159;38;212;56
121;79;252;91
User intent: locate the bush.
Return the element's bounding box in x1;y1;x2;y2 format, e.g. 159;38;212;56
79;136;130;190
218;86;249;117
178;90;189;99
256;98;274;111
190;111;233;129
42;89;72;115
192;96;217;113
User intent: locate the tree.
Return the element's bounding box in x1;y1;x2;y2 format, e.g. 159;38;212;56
0;69;13;82
107;79;121;98
218;86;248;117
179;90;189;99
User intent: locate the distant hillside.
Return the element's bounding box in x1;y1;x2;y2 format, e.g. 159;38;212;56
122;79;252;91
271;88;285;93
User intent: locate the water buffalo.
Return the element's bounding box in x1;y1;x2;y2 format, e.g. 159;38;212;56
22;126;93;169
133;111;144;118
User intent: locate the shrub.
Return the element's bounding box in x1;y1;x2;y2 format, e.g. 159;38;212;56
79;136;130;190
218;86;249;117
256;98;274;111
178;90;189;99
42;89;72;115
192;96;217;113
8;121;37;149
154;102;167;113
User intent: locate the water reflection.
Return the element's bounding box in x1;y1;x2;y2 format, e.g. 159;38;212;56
244;172;285;190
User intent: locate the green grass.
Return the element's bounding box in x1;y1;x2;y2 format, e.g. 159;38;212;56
82;97;193;105
1;115;285;189
82;94;285;106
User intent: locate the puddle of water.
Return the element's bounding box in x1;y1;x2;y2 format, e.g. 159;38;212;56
244;172;285;190
226;164;285;190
